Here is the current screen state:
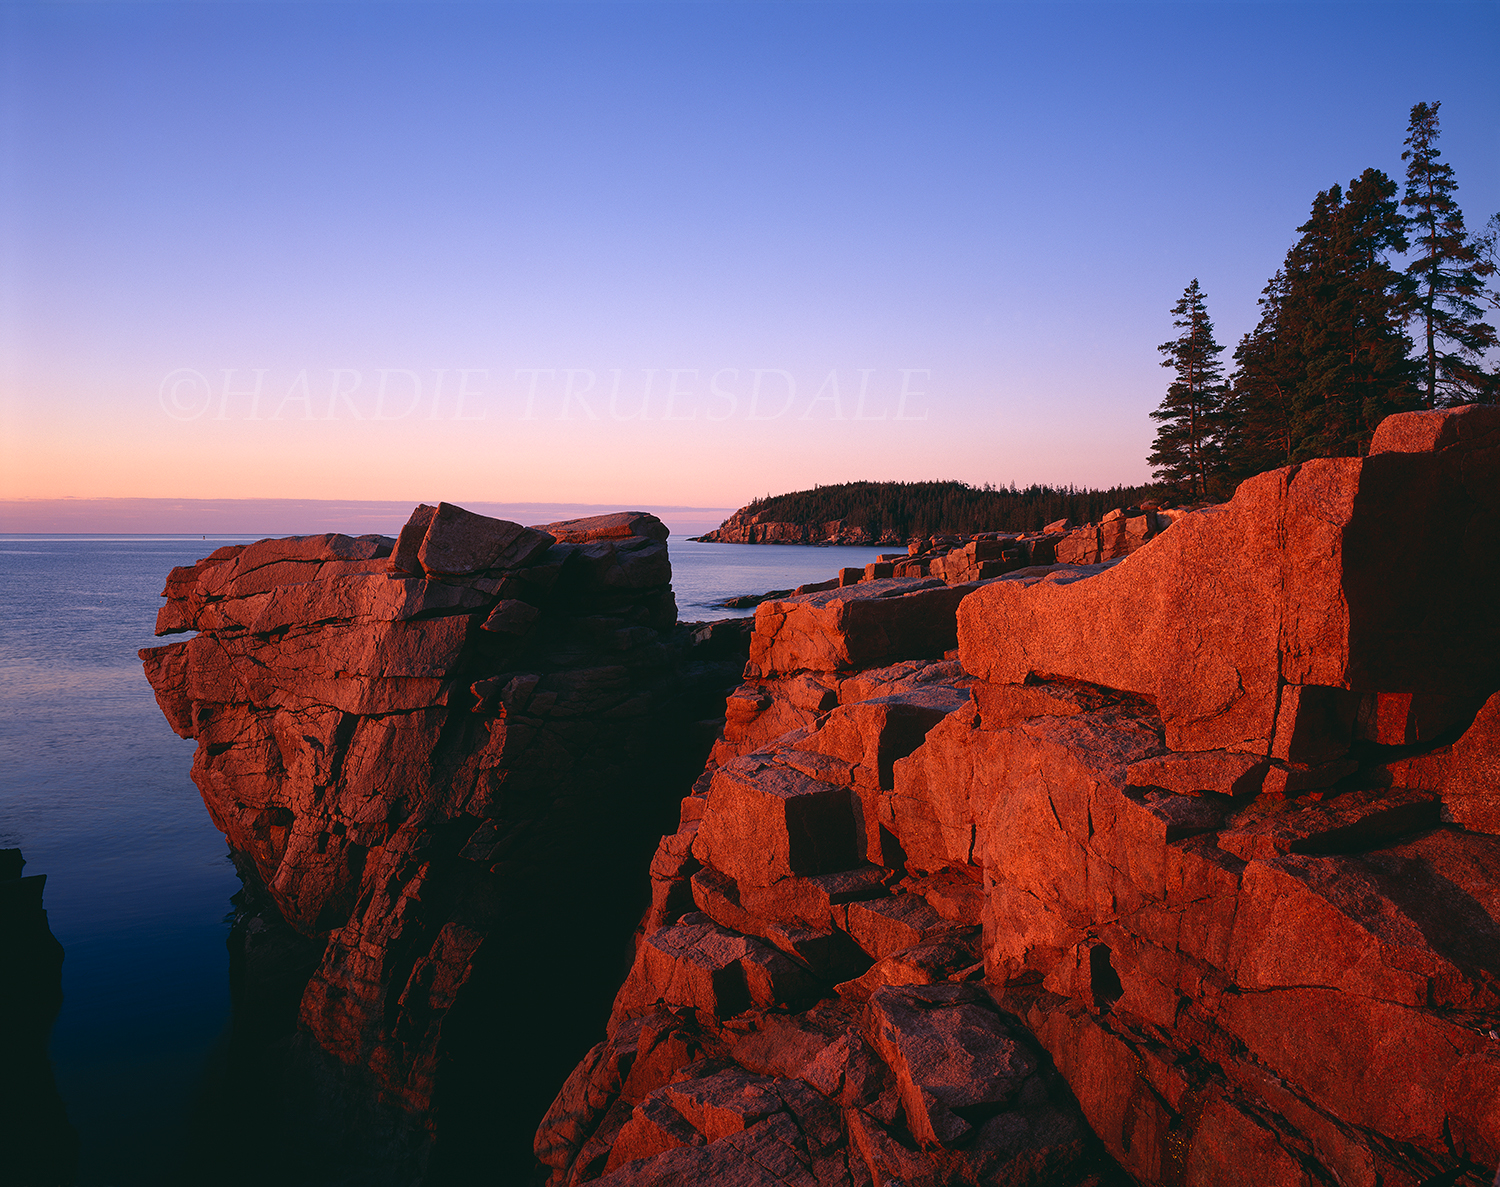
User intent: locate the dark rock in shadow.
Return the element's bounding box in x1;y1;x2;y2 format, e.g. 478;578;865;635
0;849;79;1187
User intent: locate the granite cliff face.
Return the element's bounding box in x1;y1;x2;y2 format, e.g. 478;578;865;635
141;506;747;1182
539;405;1500;1187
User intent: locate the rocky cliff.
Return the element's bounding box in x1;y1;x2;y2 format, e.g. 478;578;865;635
140;505;748;1183
538;405;1500;1187
696;509;908;546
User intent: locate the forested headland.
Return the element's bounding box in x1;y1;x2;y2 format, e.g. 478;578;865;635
1149;101;1497;499
702;480;1162;542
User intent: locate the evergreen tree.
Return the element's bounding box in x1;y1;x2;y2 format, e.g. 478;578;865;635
1149;279;1226;497
1222;170;1416;470
1222;270;1298;482
727;480;1164;537
1478;213;1500;318
1287;170;1417;457
1401;101;1499;405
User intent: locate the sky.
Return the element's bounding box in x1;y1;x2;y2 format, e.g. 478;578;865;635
2;0;1497;527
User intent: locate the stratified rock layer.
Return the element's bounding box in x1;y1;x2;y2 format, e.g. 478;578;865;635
142;505;744;1180
541;406;1500;1187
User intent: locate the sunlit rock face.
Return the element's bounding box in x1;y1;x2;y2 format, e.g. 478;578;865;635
142;505;746;1180
540;406;1500;1187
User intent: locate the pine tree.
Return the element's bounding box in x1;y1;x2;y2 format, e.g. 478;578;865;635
1287;170;1417;457
1478;213;1500;317
1401;101;1499;405
1221;270;1298;482
1149;279;1226;497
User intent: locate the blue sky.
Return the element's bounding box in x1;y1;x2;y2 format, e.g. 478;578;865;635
2;0;1496;512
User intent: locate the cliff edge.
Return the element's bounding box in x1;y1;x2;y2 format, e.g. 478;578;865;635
539;405;1500;1187
141;505;747;1182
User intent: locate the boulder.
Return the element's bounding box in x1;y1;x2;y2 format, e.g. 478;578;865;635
613;914;818;1022
694;760;859;887
534;511;670;544
413;502;556;576
863;984;1036;1149
747;578;969;676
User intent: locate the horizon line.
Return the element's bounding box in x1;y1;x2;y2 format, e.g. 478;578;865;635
0;497;739;537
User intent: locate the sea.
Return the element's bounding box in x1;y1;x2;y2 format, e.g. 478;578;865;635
0;533;891;1187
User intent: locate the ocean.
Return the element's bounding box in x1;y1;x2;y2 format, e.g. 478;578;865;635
0;532;890;1186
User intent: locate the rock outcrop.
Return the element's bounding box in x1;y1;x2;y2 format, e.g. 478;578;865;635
0;850;76;1187
140;505;748;1182
541;405;1500;1187
695;511;907;546
696;504;1181;559
716;517;1169;605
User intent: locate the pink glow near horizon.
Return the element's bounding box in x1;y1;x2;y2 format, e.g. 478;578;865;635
4;5;1494;511
4;361;1159;506
0;497;738;537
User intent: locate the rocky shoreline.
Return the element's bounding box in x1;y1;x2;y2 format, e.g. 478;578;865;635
143;405;1500;1186
542;404;1500;1187
693;502;1191;554
714;506;1180;609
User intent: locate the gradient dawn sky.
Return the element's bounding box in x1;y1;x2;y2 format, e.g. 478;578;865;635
2;0;1497;516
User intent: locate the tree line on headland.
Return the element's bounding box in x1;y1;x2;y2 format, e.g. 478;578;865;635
728;479;1161;539
1150;101;1498;500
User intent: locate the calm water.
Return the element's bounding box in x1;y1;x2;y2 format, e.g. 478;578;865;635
670;536;892;618
0;533;887;1185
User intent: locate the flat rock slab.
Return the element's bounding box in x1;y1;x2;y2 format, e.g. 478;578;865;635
836;934;982;1002
794;689;969;790
1217;788;1440;862
690;866;872;982
606;1093;705;1172
738;867;893;934
972;679;1123;730
1127;750;1269;798
661;1067;785;1142
901;866;985;923
534;511;670;543
1229;828;1500;1012
1387;691;1500;835
847;1097;1088;1187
